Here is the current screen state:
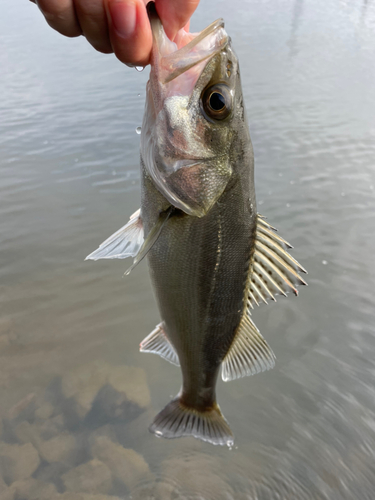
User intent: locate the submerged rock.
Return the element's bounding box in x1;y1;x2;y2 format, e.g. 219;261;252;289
38;432;77;464
107;366;150;410
0;475;14;500
61;362;109;420
14;421;42;448
8;477;58;500
91;435;150;490
33;461;70;493
0;442;40;484
61;361;150;424
34;402;55;420
62;459;112;494
14;420;80;466
7;393;36;421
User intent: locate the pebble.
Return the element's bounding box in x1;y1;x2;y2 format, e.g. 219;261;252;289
0;442;40;484
62;459;112;494
91;435;150;490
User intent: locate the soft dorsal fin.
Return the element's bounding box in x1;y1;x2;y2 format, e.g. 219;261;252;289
85;208;143;261
140;323;180;367
247;215;307;307
221;314;275;381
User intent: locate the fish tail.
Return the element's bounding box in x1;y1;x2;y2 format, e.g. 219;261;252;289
149;396;234;446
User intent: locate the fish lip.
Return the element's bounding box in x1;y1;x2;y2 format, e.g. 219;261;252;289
147;2;228;84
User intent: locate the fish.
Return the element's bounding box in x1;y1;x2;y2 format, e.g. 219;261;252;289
86;2;307;446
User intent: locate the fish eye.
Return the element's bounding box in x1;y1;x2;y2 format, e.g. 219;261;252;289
202;84;232;121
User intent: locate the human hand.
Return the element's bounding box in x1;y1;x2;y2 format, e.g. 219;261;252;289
32;0;200;67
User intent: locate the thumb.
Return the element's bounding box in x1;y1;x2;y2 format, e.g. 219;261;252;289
105;0;152;67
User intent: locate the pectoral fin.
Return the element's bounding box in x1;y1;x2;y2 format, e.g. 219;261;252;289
140;323;180;367
85;209;143;261
124;207;173;275
86;207;173;275
221;314;276;382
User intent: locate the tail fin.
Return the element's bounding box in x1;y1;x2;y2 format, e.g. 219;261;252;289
149;396;234;446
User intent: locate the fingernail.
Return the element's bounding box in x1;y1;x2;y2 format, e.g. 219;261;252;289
107;0;136;38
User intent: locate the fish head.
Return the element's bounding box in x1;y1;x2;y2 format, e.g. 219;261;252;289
142;3;246;217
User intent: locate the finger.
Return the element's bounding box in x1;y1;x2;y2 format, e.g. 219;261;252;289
155;0;200;40
74;0;113;54
36;0;82;38
105;0;152;67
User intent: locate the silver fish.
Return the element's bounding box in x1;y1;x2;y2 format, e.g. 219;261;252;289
86;3;307;446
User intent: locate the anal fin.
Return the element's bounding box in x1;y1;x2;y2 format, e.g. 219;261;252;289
140;323;180;367
222;314;275;382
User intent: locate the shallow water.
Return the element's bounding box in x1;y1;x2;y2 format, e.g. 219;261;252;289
1;0;375;498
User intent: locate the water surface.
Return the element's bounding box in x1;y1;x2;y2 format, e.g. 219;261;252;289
1;0;375;498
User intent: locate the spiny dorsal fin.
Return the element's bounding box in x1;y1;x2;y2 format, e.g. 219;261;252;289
140;323;180;367
85;208;143;261
222;314;275;381
247;214;307;307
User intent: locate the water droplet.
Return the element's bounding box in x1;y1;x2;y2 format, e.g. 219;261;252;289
74;158;79;162
137;93;140;97
135;66;144;72
43;140;49;145
341;192;345;197
136;126;141;135
322;260;328;265
370;185;374;190
286;203;291;207
278;173;283;177
290;180;295;185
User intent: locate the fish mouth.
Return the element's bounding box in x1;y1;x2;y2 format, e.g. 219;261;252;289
147;2;228;85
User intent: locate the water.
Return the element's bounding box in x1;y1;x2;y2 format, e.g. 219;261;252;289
1;0;375;498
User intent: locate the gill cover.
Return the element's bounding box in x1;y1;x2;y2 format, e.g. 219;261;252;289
142;3;233;217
